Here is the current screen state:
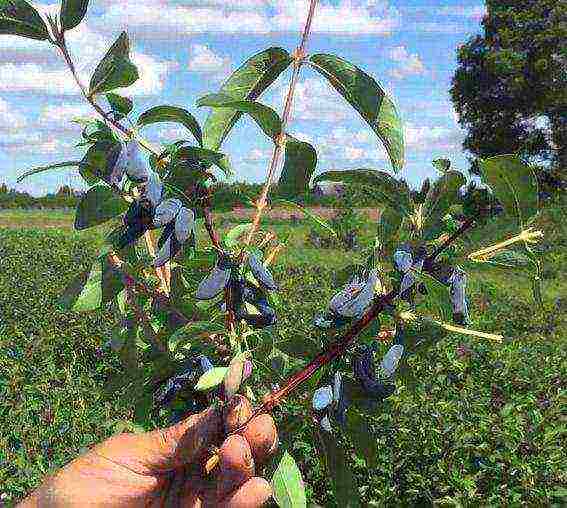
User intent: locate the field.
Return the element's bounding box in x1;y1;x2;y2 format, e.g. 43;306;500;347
0;207;566;506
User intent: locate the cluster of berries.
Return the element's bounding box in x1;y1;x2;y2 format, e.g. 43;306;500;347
109;140;196;267
312;337;405;432
196;252;278;329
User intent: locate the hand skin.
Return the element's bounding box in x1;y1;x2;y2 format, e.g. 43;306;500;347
18;396;278;508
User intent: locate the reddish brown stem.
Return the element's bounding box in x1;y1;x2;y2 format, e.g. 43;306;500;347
228;218;478;435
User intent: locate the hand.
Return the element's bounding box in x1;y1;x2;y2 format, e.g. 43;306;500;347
19;396;278;508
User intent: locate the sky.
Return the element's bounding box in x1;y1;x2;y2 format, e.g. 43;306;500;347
0;0;487;196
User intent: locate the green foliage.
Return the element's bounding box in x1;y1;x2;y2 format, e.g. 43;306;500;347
202;47;293;150
74;185;128;230
0;0;49;40
450;0;566;172
480;154;539;226
272;451;307;508
106;93;133;119
278;135;318;198
60;0;89;32
198;94;281;141
137;106;202;147
309;54;405;172
194;367;228;391
89;32;139;96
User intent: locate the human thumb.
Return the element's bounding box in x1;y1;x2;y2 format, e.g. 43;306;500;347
92;406;222;475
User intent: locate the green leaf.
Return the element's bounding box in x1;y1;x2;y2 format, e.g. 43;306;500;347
480;155;539;226
345;412;378;468
414;271;453;322
60;0;89;31
423;170;466;233
471;249;532;268
309;53;404;172
273;199;337;238
272;451;307;508
312;169;411;212
89;32;139;96
17;161;82;183
137;105;203;147
224;223;253;248
59;265;102;312
74;185;128;230
0;0;49;40
198;94;281;141
106;93;133;117
278;135;317;198
432;158;451;174
315;429;361;507
174;146;232;177
79;140;122;185
202;47;292;150
194;367;228;391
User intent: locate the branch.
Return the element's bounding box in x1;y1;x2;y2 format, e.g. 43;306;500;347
245;0;319;245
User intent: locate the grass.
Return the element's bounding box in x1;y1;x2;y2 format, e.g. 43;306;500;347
0;206;566;505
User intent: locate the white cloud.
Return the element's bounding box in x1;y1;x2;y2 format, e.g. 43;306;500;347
0;98;27;132
0;24;175;96
405;123;464;152
94;0;400;37
437;5;486;20
188;44;232;78
242;147;272;162
387;46;426;79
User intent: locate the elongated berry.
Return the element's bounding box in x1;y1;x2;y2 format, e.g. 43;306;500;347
124;141;150;183
143;172;163;208
312;385;334;411
380;345;404;377
248;253;278;291
196;264;231;300
153;198;182;228
175;207;196;243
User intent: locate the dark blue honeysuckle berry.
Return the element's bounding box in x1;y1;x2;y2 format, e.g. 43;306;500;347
379;345;404;377
116;201;154;249
328;269;379;319
198;354;214;372
196;256;233;300
153;199;182;228
313;312;350;329
153;365;198;408
248;253;278;291
353;345;396;401
319;414;332;432
333;372;348;426
234;281;277;329
175;207;196;244
124;140;150;183
449;266;470;325
142;172;164;209
155;223;182;268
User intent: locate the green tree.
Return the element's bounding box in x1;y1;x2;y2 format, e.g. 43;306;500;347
450;0;566;178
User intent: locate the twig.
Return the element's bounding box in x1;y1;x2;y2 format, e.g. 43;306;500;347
244;0;319;245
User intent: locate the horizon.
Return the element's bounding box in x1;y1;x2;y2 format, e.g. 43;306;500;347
0;0;485;197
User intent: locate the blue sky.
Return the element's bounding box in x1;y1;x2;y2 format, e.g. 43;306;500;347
0;0;486;196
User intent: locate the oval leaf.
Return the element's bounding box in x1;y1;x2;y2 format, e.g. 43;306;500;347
272;451;307;508
59;264;102;312
224;223;253;248
89;32;139;96
278;135;317;198
198;94;281;141
106;93;133;117
137;105;203;147
309;54;404;172
202;47;292;150
0;0;49;40
60;0;89;31
480;154;539;226
75;185;129;230
194;367;228;391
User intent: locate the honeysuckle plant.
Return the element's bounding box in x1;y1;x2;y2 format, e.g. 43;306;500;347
2;0;551;504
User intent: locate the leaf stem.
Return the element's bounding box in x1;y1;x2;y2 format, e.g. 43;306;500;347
245;0;319;245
